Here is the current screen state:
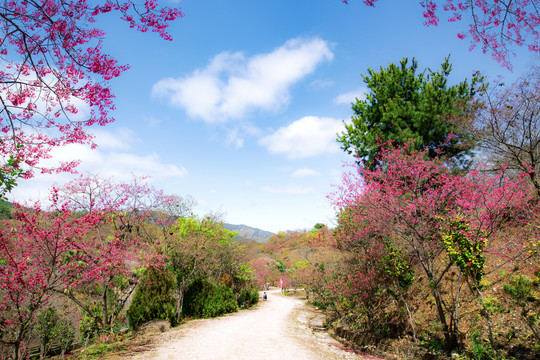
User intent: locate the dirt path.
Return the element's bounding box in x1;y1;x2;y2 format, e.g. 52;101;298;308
126;289;378;360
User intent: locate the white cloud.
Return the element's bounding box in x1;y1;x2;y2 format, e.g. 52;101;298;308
292;168;320;178
90;127;137;151
100;152;187;180
221;122;262;149
309;79;334;90
225;128;244;148
152;37;333;123
144;116;162;128
43;144;187;181
334;87;368;104
37;143;101;169
8;129;187;203
258;116;344;159
260;183;315;195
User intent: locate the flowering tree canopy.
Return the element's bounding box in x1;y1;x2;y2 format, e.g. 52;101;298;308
0;0;182;197
0;198;114;359
343;1;540;69
0;172;189;358
331;143;536;349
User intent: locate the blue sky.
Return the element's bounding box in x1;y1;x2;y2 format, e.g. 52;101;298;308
8;0;538;233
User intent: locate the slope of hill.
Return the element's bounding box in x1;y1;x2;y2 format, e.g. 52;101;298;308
224;223;274;243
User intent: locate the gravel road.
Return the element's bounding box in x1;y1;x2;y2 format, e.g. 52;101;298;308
128;289;376;360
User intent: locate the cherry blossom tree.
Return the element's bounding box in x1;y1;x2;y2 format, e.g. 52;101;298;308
0;198;110;359
0;171;193;358
342;1;540;69
331;143;536;350
53;173;196;331
251;258;271;287
0;0;183;198
332;203;417;335
56;173;195;239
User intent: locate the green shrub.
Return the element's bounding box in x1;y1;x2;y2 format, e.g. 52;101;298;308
36;308;60;359
205;284;237;317
0;200;12;219
182;278;213;318
313;300;328;310
56;318;75;357
127;266;177;330
503;274;540;343
468;329;503;360
237;286;259;308
36;308;75;358
504;275;537;303
80;304;104;343
483;296;504;314
182;278;237;318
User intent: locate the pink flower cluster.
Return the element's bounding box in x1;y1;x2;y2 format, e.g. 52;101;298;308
0;174;179;358
330;141;537;300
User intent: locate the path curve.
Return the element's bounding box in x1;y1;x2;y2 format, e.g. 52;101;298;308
128;289;373;360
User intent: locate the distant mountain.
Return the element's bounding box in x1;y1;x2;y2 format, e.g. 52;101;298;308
224;223;274;243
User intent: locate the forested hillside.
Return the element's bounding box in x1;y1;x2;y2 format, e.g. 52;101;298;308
223;224;274;243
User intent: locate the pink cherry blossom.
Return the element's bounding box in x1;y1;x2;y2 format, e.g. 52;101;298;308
0;1;183;196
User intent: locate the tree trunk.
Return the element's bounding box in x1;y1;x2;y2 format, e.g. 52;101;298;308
175;287;185;322
473;285;497;357
14;326;26;360
522;309;540;342
14;342;20;360
431;283;457;350
423;259;458;351
102;282;109;329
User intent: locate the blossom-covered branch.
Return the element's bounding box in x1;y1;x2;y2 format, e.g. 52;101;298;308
342;0;539;69
0;0;183;197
